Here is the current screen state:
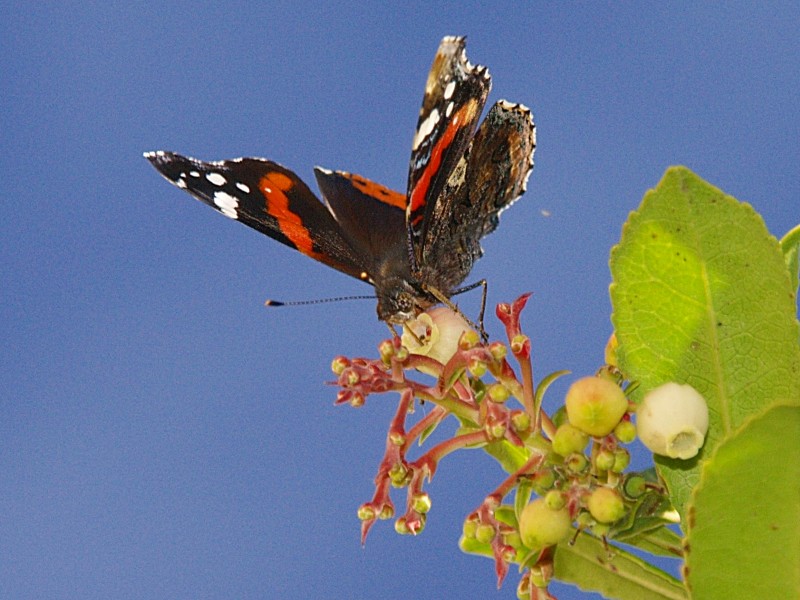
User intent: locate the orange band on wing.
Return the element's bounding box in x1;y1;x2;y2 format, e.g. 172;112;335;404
408;100;477;217
347;174;406;210
259;173;316;256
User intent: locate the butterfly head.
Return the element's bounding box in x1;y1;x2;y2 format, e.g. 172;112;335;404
375;277;432;324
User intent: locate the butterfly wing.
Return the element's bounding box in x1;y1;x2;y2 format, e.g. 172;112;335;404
313;168;410;284
144;151;370;281
406;36;491;263
417;100;536;292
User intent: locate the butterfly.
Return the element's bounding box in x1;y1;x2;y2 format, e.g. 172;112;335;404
145;36;535;326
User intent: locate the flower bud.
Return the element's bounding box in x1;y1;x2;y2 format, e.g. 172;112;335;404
587;487;625;524
518;498;572;550
401;307;472;367
565;376;629;437
468;357;487;378
510;334;529;354
511;411;532;436
378;339;395;362
489;342;507;360
394;517;410;535
331;356;349;375
357;504;375;521
636;382;709;459
487;383;511;403
459;329;480;349
412;493;432;514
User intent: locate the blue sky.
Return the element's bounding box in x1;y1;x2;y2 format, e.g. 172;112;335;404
3;3;798;599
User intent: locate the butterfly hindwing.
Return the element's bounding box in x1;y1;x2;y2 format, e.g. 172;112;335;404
417;100;536;293
406;36;491;262
144;151;368;281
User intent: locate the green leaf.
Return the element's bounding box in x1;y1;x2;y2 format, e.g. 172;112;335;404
534;369;571;410
554;533;687;600
609;167;800;518
515;478;533;524
685;403;800;599
616;526;684;558
779;223;800;299
483;438;530;473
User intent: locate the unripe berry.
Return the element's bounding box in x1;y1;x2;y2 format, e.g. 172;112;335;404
518;498;572;550
463;517;478;539
475;523;496;544
552;423;589;457
623;475;647;499
565;376;629;437
614;419;637;443
594;449;615;472
611;448;630;473
587;487;625;524
544;490;566;511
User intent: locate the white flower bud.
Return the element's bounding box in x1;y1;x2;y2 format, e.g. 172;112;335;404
401;307;471;368
636;382;709;459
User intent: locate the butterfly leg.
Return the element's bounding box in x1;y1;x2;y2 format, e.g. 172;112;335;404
425;285;488;342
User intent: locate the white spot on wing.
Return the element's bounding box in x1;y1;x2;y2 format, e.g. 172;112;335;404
206;172;227;186
443;80;456;100
189;171;200;178
445;101;454;117
213;191;239;219
176;178;187;189
236;182;250;193
412;107;440;151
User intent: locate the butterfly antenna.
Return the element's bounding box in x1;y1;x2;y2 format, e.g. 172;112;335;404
264;295;376;308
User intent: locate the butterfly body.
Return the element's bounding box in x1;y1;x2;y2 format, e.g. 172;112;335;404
145;36;535;325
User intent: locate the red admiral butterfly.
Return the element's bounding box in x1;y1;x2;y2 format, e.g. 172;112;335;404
145;36;535;325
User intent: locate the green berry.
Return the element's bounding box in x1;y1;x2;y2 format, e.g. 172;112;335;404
612;448;630;473
463;517;478;539
565;376;628;437
544;490;566;511
475;523;496;544
587;487;625;524
518;498;571;549
594;449;615;471
552;423;589;457
614;419;637;443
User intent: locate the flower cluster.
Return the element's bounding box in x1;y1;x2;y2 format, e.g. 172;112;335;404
333;296;693;599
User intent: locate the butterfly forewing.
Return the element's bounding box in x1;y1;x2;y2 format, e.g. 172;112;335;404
406;36;491;262
144;151;369;281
